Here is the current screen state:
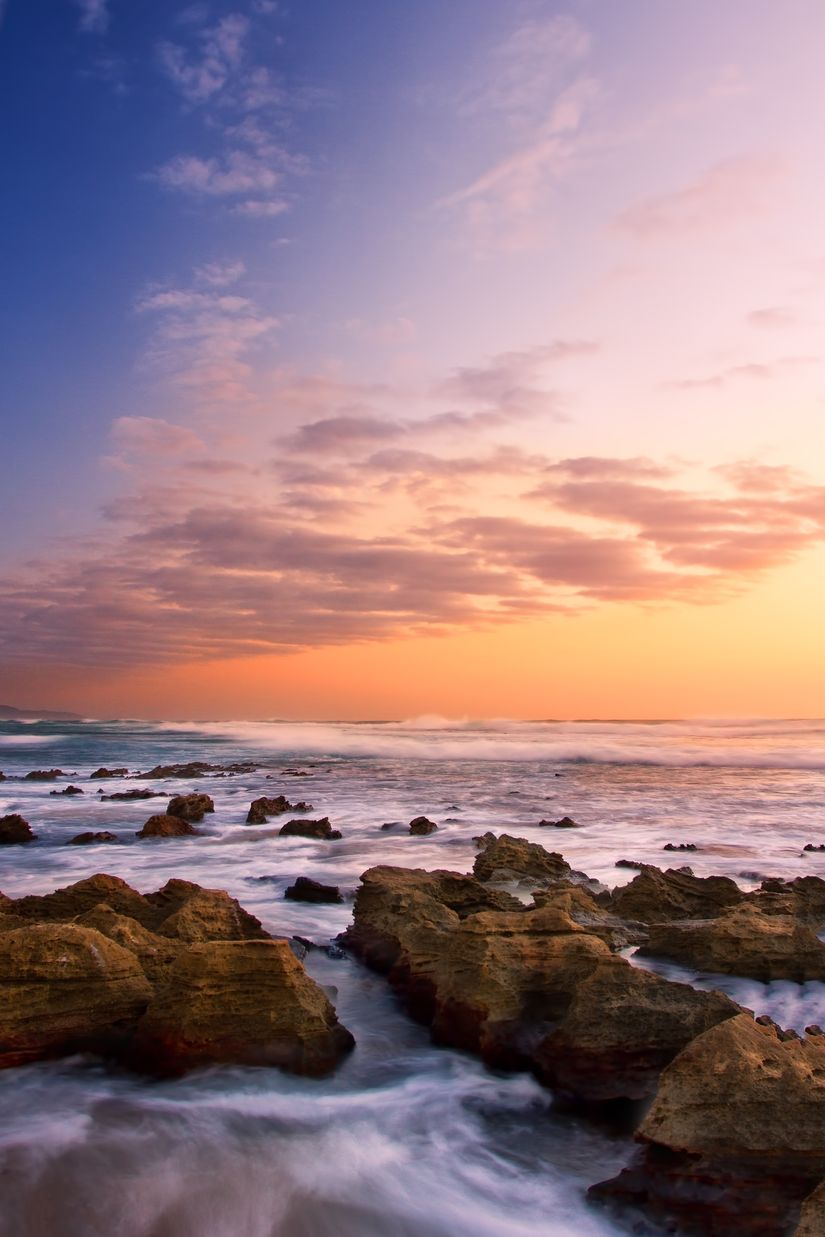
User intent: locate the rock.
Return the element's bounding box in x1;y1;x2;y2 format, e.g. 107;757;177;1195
154;887;269;944
615;859;650;871
472;833;571;884
804;845;825;853
539;816;579;828
138;760;257;779
167;793;214;822
0;814;36;844
279;817;342;840
606;866;743;923
284;877;343;904
136;814;200;839
67;831;120;846
592;1013;825;1236
753;877;825;925
0;924;152;1068
100;788;166;801
797;1181;825;1236
75;905;180;982
50;785;84;796
343;865;736;1106
639;903;825;982
531;883;644;948
663;842;698;852
409;816;438;835
89;767;128;779
0;772;5;781
10;874;153;925
24;769;64;781
380;821;402;831
246;795;312;825
129;939;355;1076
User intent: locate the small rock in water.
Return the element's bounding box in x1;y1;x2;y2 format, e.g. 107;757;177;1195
24;769;64;781
101;788;166;801
380;821;402;831
50;785;84;796
803;844;825;852
247;795;312;825
409;816;438;835
89;767;129;779
0;815;37;844
67;831;120;845
284;877;343;904
279;817;342;840
615;858;650;871
136;814;200;839
663;842;698;851
167;793;214;822
539;815;579;828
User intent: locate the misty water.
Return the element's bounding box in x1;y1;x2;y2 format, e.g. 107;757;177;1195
3;716;825;1236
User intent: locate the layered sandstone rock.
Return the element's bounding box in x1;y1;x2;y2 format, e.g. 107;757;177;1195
130;939;355;1076
472;833;571;884
592;1013;825;1235
606;866;743;923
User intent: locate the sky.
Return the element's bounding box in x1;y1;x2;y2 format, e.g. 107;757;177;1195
1;0;825;719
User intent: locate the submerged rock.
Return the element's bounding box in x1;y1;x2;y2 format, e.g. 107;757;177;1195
138;760;257;779
167;793;214;822
592;1013;825;1236
89;767;128;779
663;842;698;852
0;815;36;845
285;877;343;904
129;939;355;1076
136;814;200;839
67;831;120;846
24;769;64;781
539;816;579;828
50;785;84;796
279;817;342;840
0;924;152;1069
247;795;312;824
100;788;166;801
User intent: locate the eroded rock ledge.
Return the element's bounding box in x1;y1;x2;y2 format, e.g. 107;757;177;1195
0;874;354;1078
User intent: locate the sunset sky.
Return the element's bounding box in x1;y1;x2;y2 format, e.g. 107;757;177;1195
2;0;825;719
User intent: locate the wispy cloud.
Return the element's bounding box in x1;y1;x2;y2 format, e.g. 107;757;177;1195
157;13;249;105
616;154;785;237
75;0;109;35
665;354;818;391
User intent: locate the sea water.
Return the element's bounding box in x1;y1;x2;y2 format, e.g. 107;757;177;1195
2;716;825;1236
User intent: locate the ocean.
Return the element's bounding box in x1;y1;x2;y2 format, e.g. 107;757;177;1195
2;716;825;1236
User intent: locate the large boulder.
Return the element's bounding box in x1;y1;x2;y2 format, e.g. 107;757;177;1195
343;865;736;1106
0;814;36;844
154;888;269;944
279;817;342;840
0;924;152;1068
592;1013;825;1235
640;903;825;982
10;874;153;924
606;866;743;923
472;833;571;884
136;813;199;839
409;816;438;835
130;939;355;1076
167;793;214;822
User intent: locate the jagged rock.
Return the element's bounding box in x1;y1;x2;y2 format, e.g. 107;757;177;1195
136;814;199;839
804;845;825;853
639;903;825;982
0;924;152;1069
138;761;257;779
663;842;698;852
0;814;36;844
154;887;269;944
167;793;214;822
615;859;650;871
531;882;644;948
606;866;743;923
50;785;84;796
592;1013;825;1236
101;788;166;801
539;816;579;828
279;817;342;840
75;905;180;982
409;816;438;835
343;865;736;1105
284;877;343;904
129;939;354;1076
67;831;120;846
24;769;64;781
472;833;571;884
752;877;825;925
89;767;128;779
246;795;311;824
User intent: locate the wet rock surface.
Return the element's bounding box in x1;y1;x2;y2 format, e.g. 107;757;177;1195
136;813;200;839
278;816;343;840
0;814;36;844
167;792;214;822
605;865;744;923
285;876;343;904
67;831;120;846
246;795;312;824
409;815;438;835
472;832;571;884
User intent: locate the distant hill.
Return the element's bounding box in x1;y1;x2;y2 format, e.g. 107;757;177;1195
0;704;82;721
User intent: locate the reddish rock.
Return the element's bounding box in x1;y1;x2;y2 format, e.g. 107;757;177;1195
136;814;199;839
606;866;743;923
10;874;153;924
166;793;214;823
129;939;355;1076
409;816;438;835
75;905;180;982
0;814;36;844
154;887;269;944
472;833;570;884
246;795;312;824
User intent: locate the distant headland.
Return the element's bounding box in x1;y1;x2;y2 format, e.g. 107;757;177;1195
0;704;81;721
